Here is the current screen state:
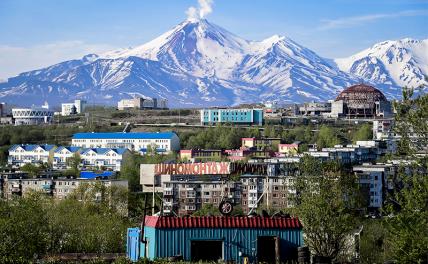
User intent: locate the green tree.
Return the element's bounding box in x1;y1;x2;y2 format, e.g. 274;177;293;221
67;152;82;178
20;163;42;178
316;125;341;149
352;123;373;142
382;90;428;263
295;155;357;261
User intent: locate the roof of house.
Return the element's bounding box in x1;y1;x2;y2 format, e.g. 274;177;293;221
80;171;115;179
54;146;81;153
72;132;177;140
9;144;56;152
81;148;128;155
144;216;302;229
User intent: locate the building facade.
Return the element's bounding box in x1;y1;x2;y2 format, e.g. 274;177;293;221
12;107;54;125
118;97;168;110
353;164;396;210
8;144;57;167
71;132;180;153
61;99;86;116
241;137;281;151
200;108;263;126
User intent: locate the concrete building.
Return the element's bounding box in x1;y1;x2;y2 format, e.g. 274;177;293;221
333;84;392;118
299;102;331;116
8;144;57;167
353;163;396;210
373;119;395;140
200;108;263;126
12;106;54;125
61;99;86;116
1;176;128;214
118;97;168;110
71;132;180;153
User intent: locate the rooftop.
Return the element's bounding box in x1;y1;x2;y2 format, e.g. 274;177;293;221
144;216;302;229
72;132;177;140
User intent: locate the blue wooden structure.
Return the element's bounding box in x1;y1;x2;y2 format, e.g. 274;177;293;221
127;216;303;263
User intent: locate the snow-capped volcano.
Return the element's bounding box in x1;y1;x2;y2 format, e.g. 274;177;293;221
335;38;428;90
0;19;421;107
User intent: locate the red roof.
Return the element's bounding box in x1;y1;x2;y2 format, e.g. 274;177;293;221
144;216;302;229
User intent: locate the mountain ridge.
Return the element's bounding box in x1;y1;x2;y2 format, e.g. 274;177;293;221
0;19;426;107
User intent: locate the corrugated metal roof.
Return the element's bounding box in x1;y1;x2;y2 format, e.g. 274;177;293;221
72;132;177;140
145;216;302;229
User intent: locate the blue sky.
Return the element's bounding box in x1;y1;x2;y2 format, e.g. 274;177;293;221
0;0;427;79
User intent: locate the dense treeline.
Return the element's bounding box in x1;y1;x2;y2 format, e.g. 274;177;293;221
0;187;131;262
179;123;372;150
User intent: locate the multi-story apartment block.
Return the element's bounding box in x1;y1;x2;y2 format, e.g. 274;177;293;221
71;132;180;153
200;108;264;126
1;176;128;215
8;144;57;167
353;163;396;210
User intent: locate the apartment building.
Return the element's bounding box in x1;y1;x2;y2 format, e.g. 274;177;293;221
353;163;396;210
200;108;264;126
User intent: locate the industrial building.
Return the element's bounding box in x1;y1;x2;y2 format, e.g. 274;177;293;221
331;84;392;118
200;108;264;126
12;104;54;125
127;216;303;263
71;132;180;153
61;99;86;116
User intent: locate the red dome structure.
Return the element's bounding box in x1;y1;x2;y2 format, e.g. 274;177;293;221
334;84;390;118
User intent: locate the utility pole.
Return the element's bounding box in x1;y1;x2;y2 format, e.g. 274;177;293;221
152;174;156;215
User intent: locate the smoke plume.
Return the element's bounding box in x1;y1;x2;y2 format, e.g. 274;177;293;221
186;0;214;21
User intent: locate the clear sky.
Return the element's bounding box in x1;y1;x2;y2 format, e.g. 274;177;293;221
0;0;427;79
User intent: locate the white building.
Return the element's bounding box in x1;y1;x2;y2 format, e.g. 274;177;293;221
353;163;396;209
79;148;130;171
52;146;83;170
61;99;86;116
8;144;57;167
118;97;168;110
71;132;180;153
12;107;54;125
52;146;129;171
373;119;394;140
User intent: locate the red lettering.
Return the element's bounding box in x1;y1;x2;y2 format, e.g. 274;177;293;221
219;162;229;174
193;164;200;174
200;163;206;174
177;164;184;174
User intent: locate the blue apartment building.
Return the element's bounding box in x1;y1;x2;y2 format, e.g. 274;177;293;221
200;108;264;126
